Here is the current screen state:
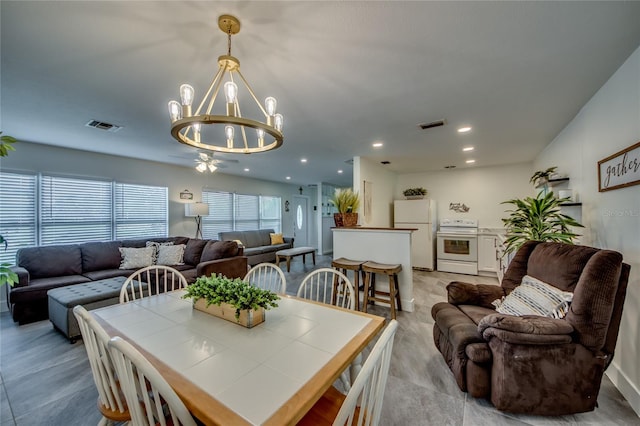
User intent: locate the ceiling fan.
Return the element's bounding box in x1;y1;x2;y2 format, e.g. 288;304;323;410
194;152;238;173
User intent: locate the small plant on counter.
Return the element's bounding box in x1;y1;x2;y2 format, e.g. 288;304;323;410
0;132;18;158
182;274;280;319
403;187;428;197
328;188;360;213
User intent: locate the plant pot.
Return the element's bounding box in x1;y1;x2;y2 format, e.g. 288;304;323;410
405;195;424;200
334;212;358;227
193;299;265;328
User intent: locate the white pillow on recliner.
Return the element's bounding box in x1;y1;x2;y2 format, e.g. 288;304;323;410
492;275;573;319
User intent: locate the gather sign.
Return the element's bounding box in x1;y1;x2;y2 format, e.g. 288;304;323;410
598;141;640;192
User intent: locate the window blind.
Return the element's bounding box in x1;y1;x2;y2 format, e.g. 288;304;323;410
0;172;37;264
202;191;233;239
260;195;281;233
40;175;112;245
115;183;168;239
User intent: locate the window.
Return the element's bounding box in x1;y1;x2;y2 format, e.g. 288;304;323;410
0;172;168;263
201;190;281;238
40;175;112;245
0;172;37;264
115;183;168;239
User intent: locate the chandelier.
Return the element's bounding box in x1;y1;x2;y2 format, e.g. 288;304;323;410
168;15;283;154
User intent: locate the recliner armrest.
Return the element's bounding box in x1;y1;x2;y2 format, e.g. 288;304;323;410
479;313;574;345
9;266;29;288
446;281;505;308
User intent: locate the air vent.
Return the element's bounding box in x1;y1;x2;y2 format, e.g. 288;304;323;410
381;161;391;165
344;159;354;165
418;119;446;130
444;165;457;169
85;120;123;132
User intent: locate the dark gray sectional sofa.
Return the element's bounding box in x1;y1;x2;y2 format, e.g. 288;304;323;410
218;229;293;266
8;236;247;324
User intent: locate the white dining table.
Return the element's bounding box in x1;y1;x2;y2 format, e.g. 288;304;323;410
92;290;385;425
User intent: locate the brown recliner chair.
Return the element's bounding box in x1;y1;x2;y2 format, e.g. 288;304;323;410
431;241;630;415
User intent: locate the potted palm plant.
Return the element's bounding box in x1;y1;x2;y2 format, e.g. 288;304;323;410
501;191;583;255
182;274;280;328
0;235;18;287
329;188;360;227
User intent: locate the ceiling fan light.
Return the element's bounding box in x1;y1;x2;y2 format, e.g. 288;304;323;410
208;162;218;172
195;162;207;173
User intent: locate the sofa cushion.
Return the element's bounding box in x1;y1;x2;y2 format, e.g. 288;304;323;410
17;245;83;279
156;244;185;266
458;305;496;324
80;241;122;272
201;241;239;262
184;239;208;265
10;275;91;303
146;241;174;263
119;246;154;269
83;268;135;281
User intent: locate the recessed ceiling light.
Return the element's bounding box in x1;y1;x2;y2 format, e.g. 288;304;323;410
244;168;250;172
338;170;343;174
286;176;291;180
466;159;476;164
462;146;474;152
301;158;307;163
458;126;472;133
372;142;383;148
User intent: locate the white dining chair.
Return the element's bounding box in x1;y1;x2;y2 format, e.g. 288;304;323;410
297;268;355;310
298;319;399;426
244;262;287;294
72;305;130;426
119;265;188;304
108;336;197;426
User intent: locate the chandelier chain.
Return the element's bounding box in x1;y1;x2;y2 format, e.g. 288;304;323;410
227;27;232;56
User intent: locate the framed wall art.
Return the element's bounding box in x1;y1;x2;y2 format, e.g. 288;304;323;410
598;141;640;192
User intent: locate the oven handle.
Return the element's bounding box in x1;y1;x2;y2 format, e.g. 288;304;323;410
437;233;478;238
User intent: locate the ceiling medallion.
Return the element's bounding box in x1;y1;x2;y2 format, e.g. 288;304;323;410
168;15;283;154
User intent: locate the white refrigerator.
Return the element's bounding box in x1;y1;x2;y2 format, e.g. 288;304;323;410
394;199;437;271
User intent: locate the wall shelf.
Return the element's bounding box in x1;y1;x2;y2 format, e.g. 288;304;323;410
536;177;570;189
560;202;582;206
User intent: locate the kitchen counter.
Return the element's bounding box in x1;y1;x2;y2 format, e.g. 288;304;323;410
332;227;415;312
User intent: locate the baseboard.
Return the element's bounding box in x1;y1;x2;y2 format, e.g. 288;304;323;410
606;361;640;417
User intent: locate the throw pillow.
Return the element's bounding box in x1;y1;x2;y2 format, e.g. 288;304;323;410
146;241;174;264
270;233;284;245
119;247;155;270
233;239;244;247
156;244;186;266
492;275;573;319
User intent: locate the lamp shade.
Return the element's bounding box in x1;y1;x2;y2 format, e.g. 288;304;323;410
185;202;210;217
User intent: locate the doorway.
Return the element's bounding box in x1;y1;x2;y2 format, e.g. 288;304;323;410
292;195;309;247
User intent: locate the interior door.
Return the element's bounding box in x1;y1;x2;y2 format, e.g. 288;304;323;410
293;195;309;247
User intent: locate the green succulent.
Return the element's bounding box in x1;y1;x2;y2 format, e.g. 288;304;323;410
501;191;583;255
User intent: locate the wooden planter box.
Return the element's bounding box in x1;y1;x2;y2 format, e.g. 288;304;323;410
193;299;265;328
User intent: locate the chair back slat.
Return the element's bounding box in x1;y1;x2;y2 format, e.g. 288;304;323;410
244;263;287;294
120;265;188;303
108;336;197;426
297;268;355;310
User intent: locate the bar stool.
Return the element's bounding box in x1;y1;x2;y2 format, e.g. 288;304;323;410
362;261;402;319
331;257;366;310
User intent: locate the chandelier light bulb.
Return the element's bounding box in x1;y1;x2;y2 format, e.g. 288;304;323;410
257;128;265;148
274;113;284;132
193;123;201;143
196;162;207;173
180;84;195;106
265;97;277;116
168;101;182;122
224;82;238;103
225;125;234;148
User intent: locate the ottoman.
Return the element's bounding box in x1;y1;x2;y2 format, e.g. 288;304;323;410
47;276;128;342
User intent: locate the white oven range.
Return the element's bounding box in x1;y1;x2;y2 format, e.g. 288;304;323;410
437;218;478;275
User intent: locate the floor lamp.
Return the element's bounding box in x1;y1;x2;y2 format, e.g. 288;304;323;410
185;202;209;239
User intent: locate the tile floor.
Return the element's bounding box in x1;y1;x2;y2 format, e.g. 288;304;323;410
1;254;638;425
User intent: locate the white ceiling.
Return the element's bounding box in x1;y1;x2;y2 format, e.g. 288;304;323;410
3;1;640;187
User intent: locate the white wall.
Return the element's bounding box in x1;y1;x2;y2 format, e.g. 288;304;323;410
1;141;307;243
354;157;398;227
535;45;640;415
396;163;533;227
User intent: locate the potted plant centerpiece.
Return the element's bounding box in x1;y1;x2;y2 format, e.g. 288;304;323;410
403;187;428;199
329;188;360;227
182;274;280;328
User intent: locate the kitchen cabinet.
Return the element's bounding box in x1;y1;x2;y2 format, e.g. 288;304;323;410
478;234;499;273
